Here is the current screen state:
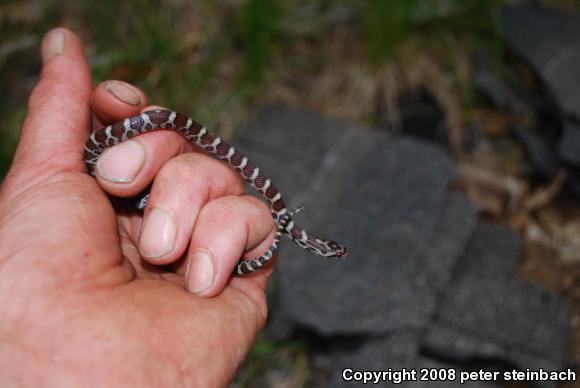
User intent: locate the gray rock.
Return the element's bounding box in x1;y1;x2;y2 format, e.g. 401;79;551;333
234;104;354;198
501;5;580;119
500;6;580;199
318;333;497;387
236;106;478;337
272;133;465;335
424;223;572;372
558;120;580;167
234;105;570;381
512;128;559;177
325;333;420;388
473;69;519;111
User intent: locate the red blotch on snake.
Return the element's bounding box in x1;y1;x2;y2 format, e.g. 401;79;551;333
111;122;124;139
265;185;277;199
230;151;243;166
242;162;256;178
95;129;107;144
272;199;284;212
149;109;170;124
254;175;266;188
173;113;188;128
130;115;145;130
201;133;215;145
216;142;229;157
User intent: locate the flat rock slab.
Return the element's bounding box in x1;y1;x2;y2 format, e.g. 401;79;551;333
234;104;353;197
270;190;478;337
235;105;571;376
501;5;580;119
236;105;478;336
312;333;496;387
424;223;571;372
327;332;498;388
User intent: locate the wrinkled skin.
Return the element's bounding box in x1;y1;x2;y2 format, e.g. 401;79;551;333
0;28;275;387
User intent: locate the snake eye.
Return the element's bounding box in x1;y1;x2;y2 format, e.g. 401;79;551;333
331;244;348;258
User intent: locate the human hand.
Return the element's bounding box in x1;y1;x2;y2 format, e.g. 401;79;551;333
0;28;275;387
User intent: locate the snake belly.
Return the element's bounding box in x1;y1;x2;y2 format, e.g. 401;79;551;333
84;109;348;275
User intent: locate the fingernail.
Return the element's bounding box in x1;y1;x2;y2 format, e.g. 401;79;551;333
96;140;146;183
41;28;65;63
186;250;215;294
139;207;177;258
106;81;141;105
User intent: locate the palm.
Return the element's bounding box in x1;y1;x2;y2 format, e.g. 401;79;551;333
0;28;269;387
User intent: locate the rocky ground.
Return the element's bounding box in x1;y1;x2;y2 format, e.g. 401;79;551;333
233;103;572;387
233;4;580;387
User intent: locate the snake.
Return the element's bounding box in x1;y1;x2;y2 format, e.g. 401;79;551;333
84;109;348;275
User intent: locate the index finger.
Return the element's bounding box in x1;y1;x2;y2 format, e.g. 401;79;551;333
91;80;148;125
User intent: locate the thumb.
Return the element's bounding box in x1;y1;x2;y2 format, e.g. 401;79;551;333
0;28;124;285
5;28;92;193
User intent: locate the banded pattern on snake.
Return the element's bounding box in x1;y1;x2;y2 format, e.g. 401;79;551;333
84;109;348;275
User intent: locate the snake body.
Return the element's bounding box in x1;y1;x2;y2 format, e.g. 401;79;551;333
84;109;348;275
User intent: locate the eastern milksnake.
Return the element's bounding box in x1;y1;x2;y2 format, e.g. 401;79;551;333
84;109;348;275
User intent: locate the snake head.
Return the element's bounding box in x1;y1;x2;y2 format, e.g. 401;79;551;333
306;238;348;258
326;240;348;258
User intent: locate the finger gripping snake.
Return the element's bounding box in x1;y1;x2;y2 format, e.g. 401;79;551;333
84;109;348;275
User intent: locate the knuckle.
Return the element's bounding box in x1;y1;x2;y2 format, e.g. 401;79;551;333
203;196;268;234
208;198;240;222
161;154;202;181
243;196;272;221
207;196;274;237
28;82;58;112
156;154;212;192
160;153;243;195
28;82;87;123
200;199;245;236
